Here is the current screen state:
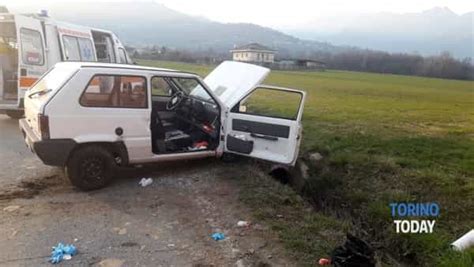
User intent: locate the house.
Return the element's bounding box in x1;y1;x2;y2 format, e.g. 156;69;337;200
300;59;326;69
278;59;326;71
230;43;275;64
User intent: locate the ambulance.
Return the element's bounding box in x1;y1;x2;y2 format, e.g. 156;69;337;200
0;7;132;118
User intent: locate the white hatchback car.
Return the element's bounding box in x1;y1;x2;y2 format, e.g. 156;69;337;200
20;61;305;190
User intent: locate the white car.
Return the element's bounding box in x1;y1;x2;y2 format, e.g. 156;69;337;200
19;61;305;190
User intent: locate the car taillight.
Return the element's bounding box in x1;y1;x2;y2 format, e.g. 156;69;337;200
38;114;50;140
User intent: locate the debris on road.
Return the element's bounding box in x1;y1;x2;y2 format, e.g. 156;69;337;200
97;258;124;267
49;243;77;264
237;220;250;227
211;232;225;241
235;259;245;267
9;230;18;239
139;178;153;187
112;227;127;235
3;205;21;212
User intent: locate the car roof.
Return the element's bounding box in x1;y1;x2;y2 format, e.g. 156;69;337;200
54;62;195;75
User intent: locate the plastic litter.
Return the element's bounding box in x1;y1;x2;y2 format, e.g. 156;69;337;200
50;243;77;264
318;258;331;265
139;177;153;187
211;232;225;241
451;229;474;251
3;205;20;212
237;221;250;227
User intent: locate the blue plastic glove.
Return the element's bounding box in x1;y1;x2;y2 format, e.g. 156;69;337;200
62;244;77;256
50;243;77;264
211;232;225;241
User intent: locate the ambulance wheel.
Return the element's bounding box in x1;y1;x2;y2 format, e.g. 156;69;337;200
6;110;24;119
66;146;116;191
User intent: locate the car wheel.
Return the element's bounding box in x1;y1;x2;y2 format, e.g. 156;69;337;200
66;146;116;191
221;152;240;163
6;110;24;119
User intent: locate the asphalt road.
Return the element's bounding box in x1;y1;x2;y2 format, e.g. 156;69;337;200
0;116;58;190
0;115;291;266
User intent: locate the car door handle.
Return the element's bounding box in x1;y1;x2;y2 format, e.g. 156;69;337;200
250;133;278;141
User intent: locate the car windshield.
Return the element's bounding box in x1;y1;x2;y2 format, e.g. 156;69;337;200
172;77;214;102
29;65;78;97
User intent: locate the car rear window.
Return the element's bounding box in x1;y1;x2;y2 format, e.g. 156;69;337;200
28;65;78;99
80;75;147;108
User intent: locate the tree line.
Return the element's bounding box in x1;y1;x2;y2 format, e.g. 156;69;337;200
128;46;474;80
316;50;473;80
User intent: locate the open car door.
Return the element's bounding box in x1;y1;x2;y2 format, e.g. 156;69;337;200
224;85;305;166
204;61;305;166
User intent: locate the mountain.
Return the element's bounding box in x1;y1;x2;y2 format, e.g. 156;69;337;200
284;7;474;58
10;1;342;58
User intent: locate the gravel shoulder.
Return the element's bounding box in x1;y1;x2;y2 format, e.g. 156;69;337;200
0;115;293;266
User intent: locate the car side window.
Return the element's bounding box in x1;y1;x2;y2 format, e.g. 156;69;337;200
234;88;302;120
80;75;147;108
151;77;173;96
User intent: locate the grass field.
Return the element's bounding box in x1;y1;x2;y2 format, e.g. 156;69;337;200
139;59;474;266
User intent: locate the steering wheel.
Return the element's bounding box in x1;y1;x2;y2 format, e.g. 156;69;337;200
166;91;185;111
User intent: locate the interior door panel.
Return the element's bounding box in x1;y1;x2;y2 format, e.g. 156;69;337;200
224;86;305;166
232;119;290;138
226;134;254;154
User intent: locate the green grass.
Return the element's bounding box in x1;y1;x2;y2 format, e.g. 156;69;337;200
139;59;474;266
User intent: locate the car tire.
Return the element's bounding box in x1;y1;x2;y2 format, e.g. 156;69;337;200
66;145;116;191
6;110;24;119
221;152;240;163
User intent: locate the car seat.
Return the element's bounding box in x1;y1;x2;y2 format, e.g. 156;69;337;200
151;107;192;153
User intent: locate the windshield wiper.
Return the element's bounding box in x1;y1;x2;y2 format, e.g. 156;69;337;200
28;89;52;99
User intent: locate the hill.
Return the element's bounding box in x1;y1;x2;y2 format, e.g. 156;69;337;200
10;1;342;58
286;7;474;58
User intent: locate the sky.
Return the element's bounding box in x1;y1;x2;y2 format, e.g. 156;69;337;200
3;0;474;27
156;0;474;27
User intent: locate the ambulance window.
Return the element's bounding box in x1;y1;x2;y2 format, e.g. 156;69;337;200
118;48;127;64
63;35;81;61
20;28;44;65
77;38;95;61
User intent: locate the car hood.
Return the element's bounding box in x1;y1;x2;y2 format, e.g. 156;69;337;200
204;61;270;109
